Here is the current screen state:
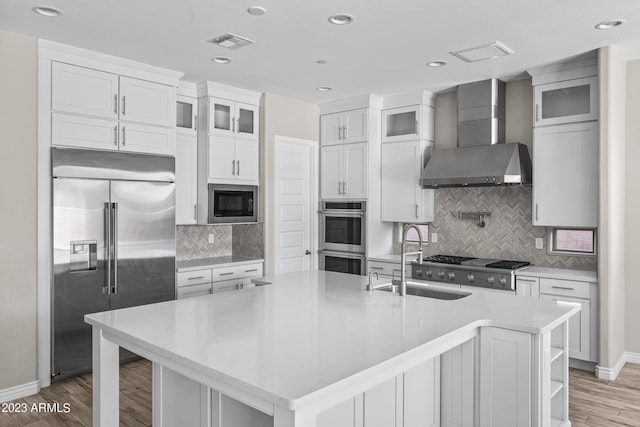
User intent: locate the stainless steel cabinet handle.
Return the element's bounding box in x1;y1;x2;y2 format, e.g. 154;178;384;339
112;202;119;294
237;160;240;176
194;114;197;131
369;266;383;270
121;127;126;146
232;117;236;133
338;124;342;140
114;94;118;114
535;203;539;221
113;125;118;146
122;96;126;116
220;272;234;276
415;203;419;218
338;182;342;195
245;269;259;273
415;120;419;134
104;203;111;294
188;276;206;280
342;181;347;195
551;286;575;291
193;204;197;220
342;126;347;139
232;160;236;175
535;104;539;122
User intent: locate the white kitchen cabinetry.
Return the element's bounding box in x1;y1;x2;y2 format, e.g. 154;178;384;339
320;109;368;145
176;262;263;299
176;268;213;299
480;327;531;427
382;104;434;143
533;121;598;227
176;134;198;224
533;76;598;126
176;95;198;136
381;140;434;222
440;340;474;427
198;93;260;186
320;143;367;199
50;61;176;155
516;271;598;363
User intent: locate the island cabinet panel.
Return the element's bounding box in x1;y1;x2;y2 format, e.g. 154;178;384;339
317;399;355;427
153;365;209;427
441;340;475;427
403;357;440;427
364;377;397;427
480;328;532;427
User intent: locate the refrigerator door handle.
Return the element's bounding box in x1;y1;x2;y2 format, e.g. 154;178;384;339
112;202;119;294
104;202;111;294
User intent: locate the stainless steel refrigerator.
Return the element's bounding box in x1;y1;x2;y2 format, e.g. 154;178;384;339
52;147;176;381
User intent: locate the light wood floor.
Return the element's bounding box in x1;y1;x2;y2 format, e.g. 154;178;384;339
2;361;640;426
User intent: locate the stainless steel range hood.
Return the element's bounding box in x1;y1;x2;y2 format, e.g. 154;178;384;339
420;79;532;188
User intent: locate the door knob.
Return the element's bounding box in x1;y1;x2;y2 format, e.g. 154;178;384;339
305;250;311;255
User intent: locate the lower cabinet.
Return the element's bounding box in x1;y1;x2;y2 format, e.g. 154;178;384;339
176;262;264;300
480;328;532;427
440;340;475;427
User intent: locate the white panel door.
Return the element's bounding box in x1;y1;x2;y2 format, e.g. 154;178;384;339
343;108;368;143
533;122;598;227
175;135;198;224
52;62;118;120
480;327;532;427
120;123;175;155
321;145;343;199
208;135;236;182
275;138;315;275
320;112;342;145
234;138;259;185
343;143;367;199
52;113;118;151
119;76;175;127
381;141;420;222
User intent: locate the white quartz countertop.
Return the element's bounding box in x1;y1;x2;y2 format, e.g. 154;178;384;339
176;256;264;272
517;266;597;282
85;270;578;411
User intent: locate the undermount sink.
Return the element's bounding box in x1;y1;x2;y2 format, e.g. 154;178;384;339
379;283;471;300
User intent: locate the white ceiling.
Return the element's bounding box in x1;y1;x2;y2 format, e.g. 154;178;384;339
2;0;640;103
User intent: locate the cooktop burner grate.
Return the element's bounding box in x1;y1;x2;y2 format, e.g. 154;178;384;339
484;260;531;270
423;255;475;265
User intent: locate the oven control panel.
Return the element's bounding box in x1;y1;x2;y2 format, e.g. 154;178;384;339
412;264;514;291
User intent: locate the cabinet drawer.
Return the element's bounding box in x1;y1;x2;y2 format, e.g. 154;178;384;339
177;269;212;287
236;263;263;279
539;278;590;298
176;283;212;299
367;260;408;278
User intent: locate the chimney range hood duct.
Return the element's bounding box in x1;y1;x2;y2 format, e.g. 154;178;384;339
420;79;532;188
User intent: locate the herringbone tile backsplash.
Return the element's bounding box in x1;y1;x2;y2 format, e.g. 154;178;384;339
394;187;597;270
176;223;264;261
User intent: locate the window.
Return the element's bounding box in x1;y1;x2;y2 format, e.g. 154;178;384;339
404;224;429;243
548;228;595;255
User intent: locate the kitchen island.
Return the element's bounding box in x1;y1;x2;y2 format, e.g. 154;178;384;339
85;270;580;427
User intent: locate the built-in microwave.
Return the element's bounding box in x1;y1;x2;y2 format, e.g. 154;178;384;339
208;184;258;223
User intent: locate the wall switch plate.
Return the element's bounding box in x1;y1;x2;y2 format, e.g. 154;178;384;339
535;237;543;249
431;233;438;243
208;233;215;244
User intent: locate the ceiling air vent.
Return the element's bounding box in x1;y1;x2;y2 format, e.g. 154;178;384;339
208;33;255;50
450;41;513;63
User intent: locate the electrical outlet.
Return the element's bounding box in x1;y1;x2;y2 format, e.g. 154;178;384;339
208;233;215;244
431;233;438;243
535;237;543;249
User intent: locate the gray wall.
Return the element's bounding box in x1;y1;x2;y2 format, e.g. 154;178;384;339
0;30;38;390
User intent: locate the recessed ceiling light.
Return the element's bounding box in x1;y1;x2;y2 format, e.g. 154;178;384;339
595;19;626;30
32;6;63;17
317;86;332;91
317;59;327;64
247;6;266;16
426;61;447;67
328;14;355;25
211;57;231;64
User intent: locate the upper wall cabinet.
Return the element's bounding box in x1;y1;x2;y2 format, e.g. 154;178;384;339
52;62;176;128
382;104;434;143
209;97;259;142
533;76;598;127
176;95;197;136
50;61;177;156
320;108;368;145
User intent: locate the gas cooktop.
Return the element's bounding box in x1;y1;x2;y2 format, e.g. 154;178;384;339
422;255;530;271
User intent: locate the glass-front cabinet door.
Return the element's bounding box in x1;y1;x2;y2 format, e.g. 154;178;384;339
382;105;432;142
534;76;598;126
176;95;197;135
209;98;258;141
235;102;259;140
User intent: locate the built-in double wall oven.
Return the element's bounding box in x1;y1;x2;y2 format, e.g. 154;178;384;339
318;201;366;275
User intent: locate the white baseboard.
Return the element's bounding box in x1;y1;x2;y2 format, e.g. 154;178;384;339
0;380;40;403
596;351;640;381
